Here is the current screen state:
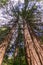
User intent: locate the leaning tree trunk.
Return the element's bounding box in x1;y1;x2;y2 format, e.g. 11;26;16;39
27;25;43;65
23;20;43;65
0;26;16;65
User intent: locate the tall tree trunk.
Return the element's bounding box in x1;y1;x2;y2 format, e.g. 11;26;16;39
27;25;43;65
23;20;42;65
0;26;16;65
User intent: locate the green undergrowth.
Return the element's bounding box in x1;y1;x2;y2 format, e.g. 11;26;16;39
12;47;27;65
2;55;14;65
2;45;27;65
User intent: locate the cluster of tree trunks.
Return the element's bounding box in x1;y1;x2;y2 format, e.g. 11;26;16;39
23;20;43;65
0;20;43;65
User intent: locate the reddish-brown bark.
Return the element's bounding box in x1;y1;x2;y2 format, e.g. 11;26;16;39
28;25;43;65
0;26;16;65
23;20;43;65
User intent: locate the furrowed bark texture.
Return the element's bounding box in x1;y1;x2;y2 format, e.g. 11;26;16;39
23;20;43;65
27;25;43;65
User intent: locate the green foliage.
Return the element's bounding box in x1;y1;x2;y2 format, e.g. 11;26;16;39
0;0;8;5
24;0;28;10
2;55;14;65
13;56;27;65
0;26;10;43
37;0;41;1
13;47;27;65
